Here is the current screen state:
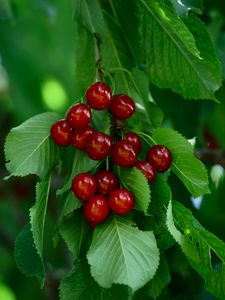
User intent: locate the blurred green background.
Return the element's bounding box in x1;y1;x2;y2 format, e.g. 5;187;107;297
0;0;225;299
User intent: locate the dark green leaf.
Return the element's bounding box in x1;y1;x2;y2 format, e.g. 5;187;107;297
150;128;210;197
87;216;159;292
140;0;221;100
59;210;90;260
5;112;60;179
167;200;225;300
57;150;98;195
30;175;51;260
119;167;151;214
60;259;131;300
14;224;44;284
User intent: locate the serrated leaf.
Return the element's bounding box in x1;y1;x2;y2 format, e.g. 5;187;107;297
167;200;225;300
151;128;209;197
145;257;171;299
59;210;90;260
14;224;44;284
59;191;82;220
57;150;98;195
140;0;221;100
30;175;51;259
87;216;159;292
119;167;151;214
5;112;60;179
60;259;131;300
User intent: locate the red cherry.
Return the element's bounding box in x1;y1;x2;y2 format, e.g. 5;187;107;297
109;189;135;215
71;126;95;150
125;132;142;155
109;94;135;120
72;173;96;201
83;195;110;224
85;82;112;110
134;160;156;182
66;103;91;129
86;132;113;160
95;170;119;195
146;145;172;173
111;140;137;167
50;119;73;146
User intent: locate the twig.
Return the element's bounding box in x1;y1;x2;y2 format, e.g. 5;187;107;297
195;148;225;168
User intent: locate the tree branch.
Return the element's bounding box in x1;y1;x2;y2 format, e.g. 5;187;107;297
195;148;225;168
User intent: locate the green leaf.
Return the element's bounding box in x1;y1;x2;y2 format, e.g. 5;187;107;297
59;191;82;220
74;22;96;98
151;128;210;197
5;112;59;179
145;257;171;299
167;200;225;300
91;109;111;134
140;0;221;100
14;224;44;284
171;0;203;16
30;175;51;260
60;259;131;300
57;150;98;195
119;167;151;214
59;210;90;260
87;216;159;292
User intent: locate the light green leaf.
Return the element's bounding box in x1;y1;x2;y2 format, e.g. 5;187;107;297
5;112;59;179
87;216;159;292
119;167;151;214
30;175;51;259
14;224;44;284
150;128;210;197
57;150;98;195
140;0;221;100
59;210;90;260
60;259;131;300
167;200;225;300
171;0;203;16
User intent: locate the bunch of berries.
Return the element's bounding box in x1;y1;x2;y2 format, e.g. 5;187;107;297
50;82;172;227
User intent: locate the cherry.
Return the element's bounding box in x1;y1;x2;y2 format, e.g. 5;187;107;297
146;145;172;173
111;140;137;167
86;132;113;160
125;132;142;155
85;82;112;110
83;195;110;224
95;170;119;195
71;126;95;150
109;94;135;120
50;119;73;146
134;160;156;182
109;189;135;215
66;103;91;129
72;173;96;201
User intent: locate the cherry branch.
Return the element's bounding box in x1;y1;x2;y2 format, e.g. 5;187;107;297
195;148;225;168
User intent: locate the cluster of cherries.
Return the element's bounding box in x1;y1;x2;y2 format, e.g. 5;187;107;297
50;82;172;226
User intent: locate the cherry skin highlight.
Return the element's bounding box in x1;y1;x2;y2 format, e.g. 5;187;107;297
109;189;135;215
66;103;91;129
72;173;96;201
50;119;73;146
125;132;142;155
71;126;95;150
134;160;156;182
111;140;137;167
83;195;110;224
146;145;172;173
85;82;112;110
95;170;119;195
109;94;135;120
86;132;113;160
